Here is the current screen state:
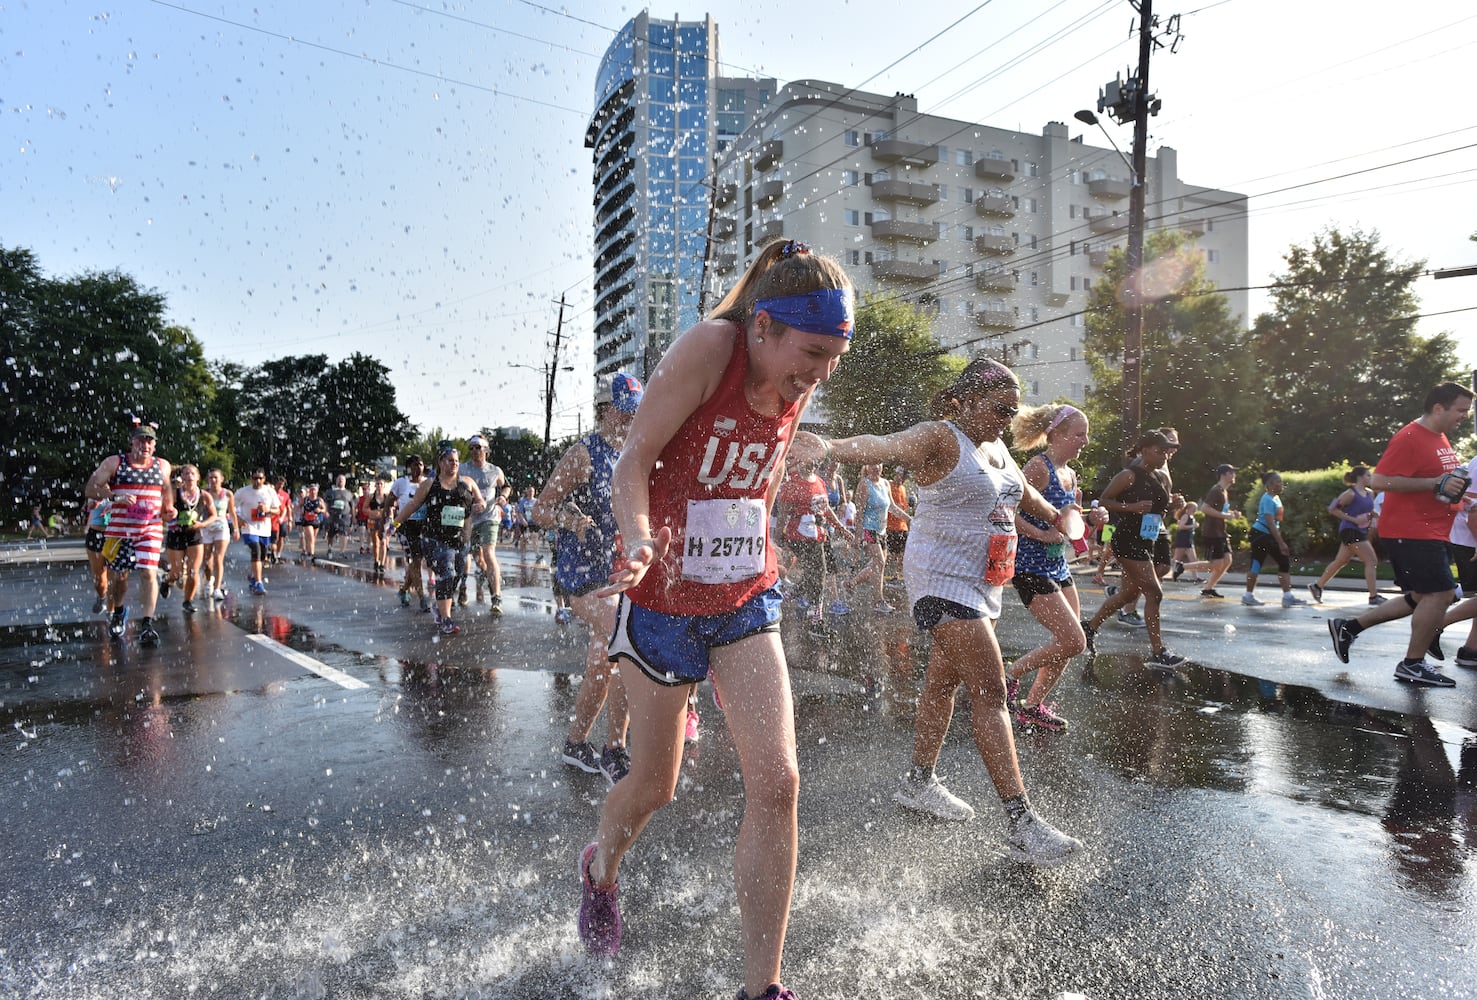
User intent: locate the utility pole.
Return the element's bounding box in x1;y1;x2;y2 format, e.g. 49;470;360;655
1095;1;1176;454
544;294;566;465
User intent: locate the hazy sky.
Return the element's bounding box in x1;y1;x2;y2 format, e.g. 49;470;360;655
6;0;1476;445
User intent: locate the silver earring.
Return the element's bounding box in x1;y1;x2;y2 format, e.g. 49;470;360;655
756;336;764;343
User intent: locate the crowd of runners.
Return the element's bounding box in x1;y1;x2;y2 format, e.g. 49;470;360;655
68;239;1477;1000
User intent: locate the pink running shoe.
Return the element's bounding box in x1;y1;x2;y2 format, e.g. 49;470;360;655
684;709;701;744
1013;700;1068;732
578;843;621;957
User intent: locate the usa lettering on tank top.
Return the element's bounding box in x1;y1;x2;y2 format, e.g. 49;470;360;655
629;323;799;616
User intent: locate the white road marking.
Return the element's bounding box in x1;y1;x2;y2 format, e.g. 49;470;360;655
245;633;369;689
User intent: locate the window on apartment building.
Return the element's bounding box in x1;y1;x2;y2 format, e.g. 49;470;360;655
864;211;876;225
1068;169;1080;184
864;250;874;264
1030;380;1040;395
1030;343;1040;359
1206;249;1221;263
1025;162;1040;177
1069;313;1084;328
1207;218;1215;232
938;146;948;161
961;225;973;242
1069;205;1078;219
939;223;951;241
1029;307;1040;322
1071;382;1081;397
844;209;860;226
962;187;974;204
935;259;949;276
957;148;973;166
1070;347;1078;362
1024;197;1039;213
1070;277;1079;291
848;250;861;265
939;184;949;202
863;172;873;185
1029;235;1039;249
1028;271;1039;287
844;130;860;147
842;170;860;186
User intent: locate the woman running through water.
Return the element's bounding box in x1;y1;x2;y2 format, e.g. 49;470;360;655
815;357;1084;863
1309;465;1383;605
534;371;643;785
846;463;906;614
577;240;851;1000
1081;430;1188;669
1004;403;1097;732
200;469;236;601
160;464;218;614
391;442;487;636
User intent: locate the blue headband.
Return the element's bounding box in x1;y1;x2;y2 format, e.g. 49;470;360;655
754;288;854;339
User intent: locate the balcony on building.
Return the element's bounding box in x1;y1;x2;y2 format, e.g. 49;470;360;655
868;138;940;168
974;233;1015;256
714;182;737;208
975;269;1014;293
713;252;737;275
973;307;1016;329
1088;214;1127;236
871;179;940;206
755;178;784;209
870;219;939;244
1180;218;1208;236
974;155;1014;181
1088;248;1110;269
870;259;935;282
974;194;1014;217
714;216;737;240
758;218;784;242
754;139;783;172
1088;176;1132;200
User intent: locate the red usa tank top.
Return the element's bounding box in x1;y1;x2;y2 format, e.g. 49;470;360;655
629;323;801;615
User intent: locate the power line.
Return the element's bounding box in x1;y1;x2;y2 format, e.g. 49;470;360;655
388;0;603;58
147;0;587;115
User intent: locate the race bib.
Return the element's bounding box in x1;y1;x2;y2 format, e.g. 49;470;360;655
302;511;317;523
332;499;347;510
440;505;466;528
1139;512;1163;540
984;532;1017;586
682;498;767;584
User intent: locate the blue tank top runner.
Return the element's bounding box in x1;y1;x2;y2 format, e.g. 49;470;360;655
555;432;622;594
1015;455;1073;581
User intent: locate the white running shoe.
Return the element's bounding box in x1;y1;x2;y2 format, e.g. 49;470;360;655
1005;808;1084;867
1241;592;1264;606
894;772;975;822
1281;592;1308;607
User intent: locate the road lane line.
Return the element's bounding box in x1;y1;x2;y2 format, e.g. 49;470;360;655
245;633;370;690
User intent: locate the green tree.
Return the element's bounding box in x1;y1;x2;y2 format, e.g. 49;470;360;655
818;291;963;439
222;352;414;485
1081;231;1261;494
1251;227;1462;470
1;248;223;509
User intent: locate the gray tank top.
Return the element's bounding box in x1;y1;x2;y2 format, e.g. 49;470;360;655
903;422;1023;614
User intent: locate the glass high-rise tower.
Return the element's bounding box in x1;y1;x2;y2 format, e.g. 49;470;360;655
585;13;772;378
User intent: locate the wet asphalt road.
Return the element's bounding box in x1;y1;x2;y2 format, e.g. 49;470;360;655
0;540;1473;999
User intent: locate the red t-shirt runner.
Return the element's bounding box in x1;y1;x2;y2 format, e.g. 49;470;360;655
1374;420;1460;540
778;473;830;543
628;323;799;616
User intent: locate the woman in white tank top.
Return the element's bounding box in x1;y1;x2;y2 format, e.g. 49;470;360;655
794;356;1084;867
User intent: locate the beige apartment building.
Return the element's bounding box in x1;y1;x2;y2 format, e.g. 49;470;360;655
710;80;1249;404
